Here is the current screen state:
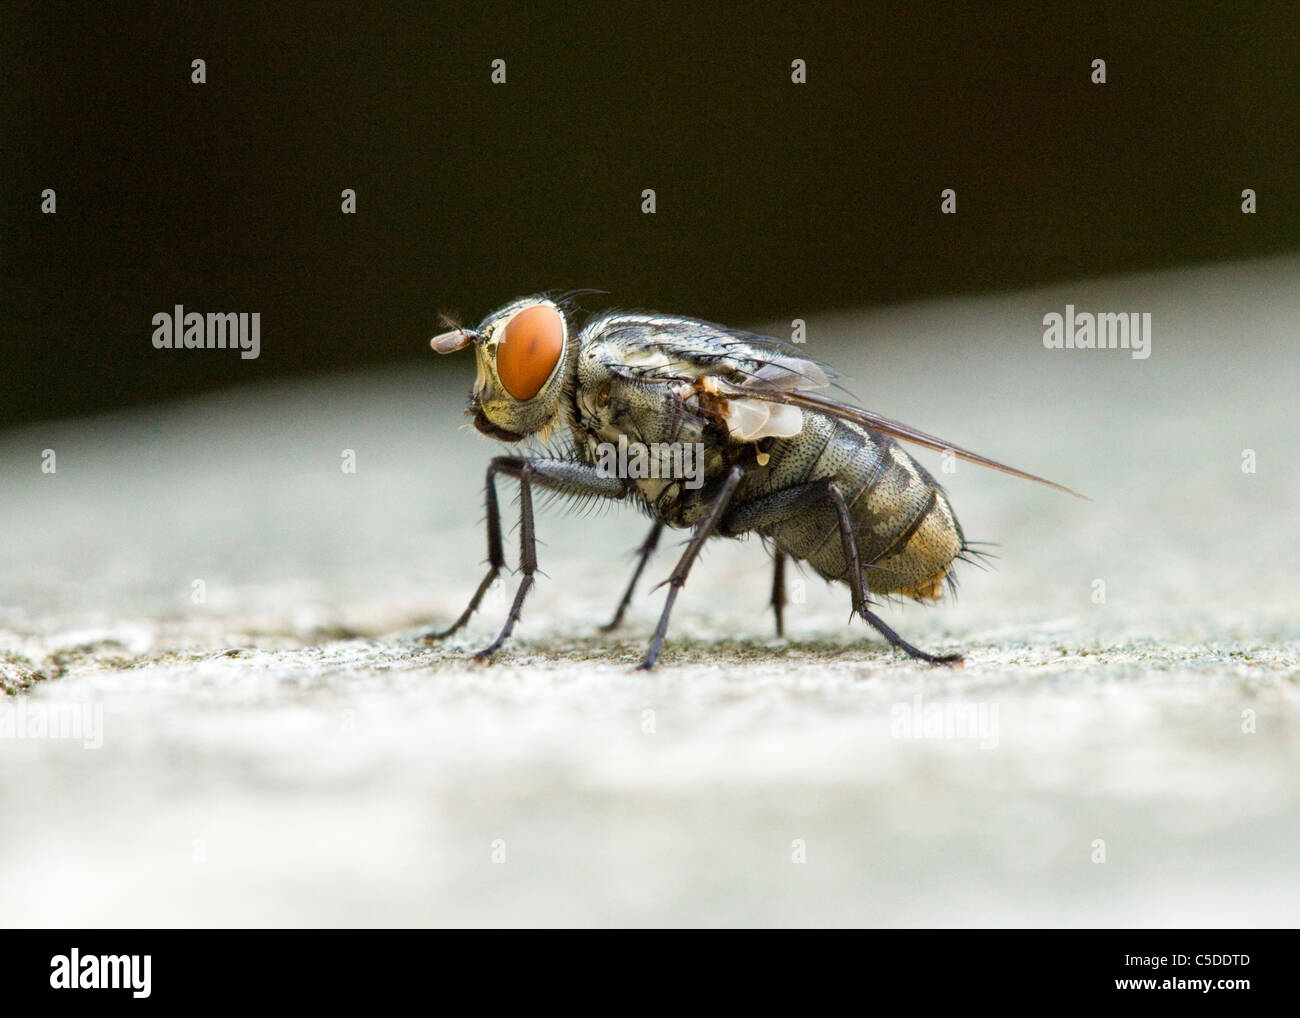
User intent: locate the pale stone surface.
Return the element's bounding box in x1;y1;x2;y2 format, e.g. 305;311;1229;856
2;257;1297;926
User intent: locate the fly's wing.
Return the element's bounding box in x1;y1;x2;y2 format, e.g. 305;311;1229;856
712;381;1091;500
594;313;833;441
596;313;833;392
595;313;1087;499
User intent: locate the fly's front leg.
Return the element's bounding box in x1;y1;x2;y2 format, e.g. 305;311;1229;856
424;465;505;641
638;465;744;670
475;460;539;661
428;456;627;660
601;520;664;632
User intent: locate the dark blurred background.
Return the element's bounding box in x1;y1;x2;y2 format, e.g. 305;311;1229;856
3;0;1297;429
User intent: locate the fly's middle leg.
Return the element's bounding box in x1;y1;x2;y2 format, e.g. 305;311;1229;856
601;520;664;632
770;549;787;637
637;465;744;670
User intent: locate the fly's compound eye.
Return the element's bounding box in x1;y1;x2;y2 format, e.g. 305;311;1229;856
496;304;564;400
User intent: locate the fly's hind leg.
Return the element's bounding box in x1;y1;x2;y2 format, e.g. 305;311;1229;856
721;479;961;666
821;483;961;666
858;607;962;666
601;520;664;632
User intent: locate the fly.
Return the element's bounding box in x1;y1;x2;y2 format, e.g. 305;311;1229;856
427;292;1087;669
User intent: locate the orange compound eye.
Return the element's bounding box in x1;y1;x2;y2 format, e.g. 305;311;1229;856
497;304;564;400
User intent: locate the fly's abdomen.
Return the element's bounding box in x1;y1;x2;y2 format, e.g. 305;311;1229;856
759;414;964;599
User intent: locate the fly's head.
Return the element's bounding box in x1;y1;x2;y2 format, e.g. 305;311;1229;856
430;296;573;442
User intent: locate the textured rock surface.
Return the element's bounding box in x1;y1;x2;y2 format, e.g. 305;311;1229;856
2;257;1297;926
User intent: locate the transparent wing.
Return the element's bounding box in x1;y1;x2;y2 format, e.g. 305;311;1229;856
591;312;1087;499
711;382;1090;501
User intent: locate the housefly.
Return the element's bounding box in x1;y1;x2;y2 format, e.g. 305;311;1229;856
428;291;1086;669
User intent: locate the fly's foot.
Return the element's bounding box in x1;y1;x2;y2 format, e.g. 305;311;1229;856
860;607;964;667
882;640;964;667
908;648;964;667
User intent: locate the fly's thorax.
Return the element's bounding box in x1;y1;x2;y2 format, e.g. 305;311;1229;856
575;335;704;447
466;296;575;441
573;332;734;517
